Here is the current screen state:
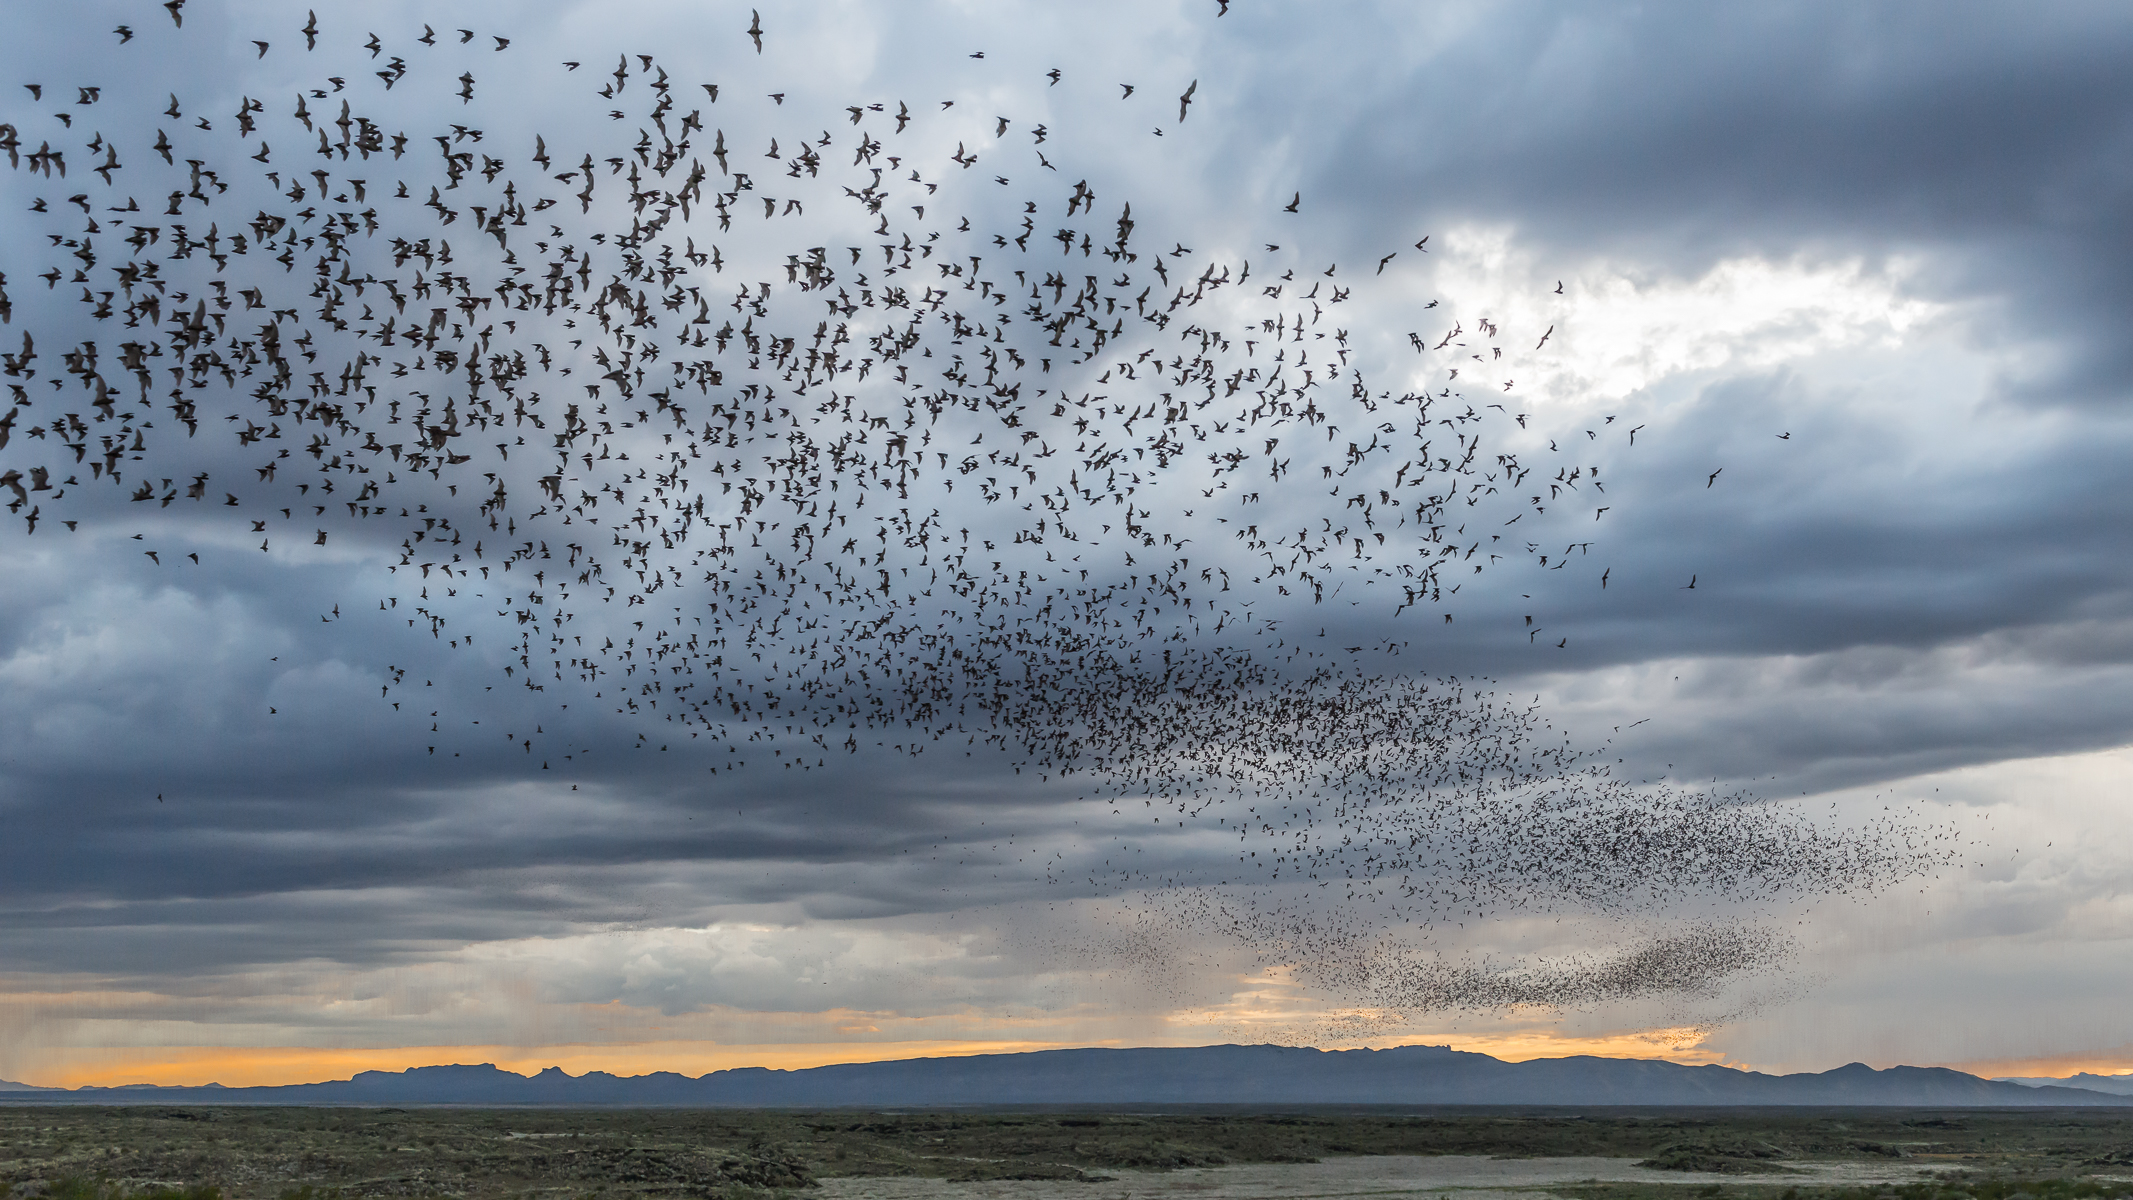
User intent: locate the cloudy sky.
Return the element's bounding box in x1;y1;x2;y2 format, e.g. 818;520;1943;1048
3;0;2131;1089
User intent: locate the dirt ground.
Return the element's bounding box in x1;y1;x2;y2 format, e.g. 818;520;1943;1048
812;1152;1950;1200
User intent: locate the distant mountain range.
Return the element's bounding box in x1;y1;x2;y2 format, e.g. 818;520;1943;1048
4;1045;2131;1107
1999;1072;2133;1096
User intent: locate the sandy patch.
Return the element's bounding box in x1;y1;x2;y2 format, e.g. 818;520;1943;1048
815;1153;1948;1200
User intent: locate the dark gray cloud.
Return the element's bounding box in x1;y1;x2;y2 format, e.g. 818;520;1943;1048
1284;3;2133;400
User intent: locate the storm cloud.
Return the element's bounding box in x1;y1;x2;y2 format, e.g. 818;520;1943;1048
2;0;2130;1084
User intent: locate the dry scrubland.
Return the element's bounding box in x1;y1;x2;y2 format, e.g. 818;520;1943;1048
2;1108;2132;1200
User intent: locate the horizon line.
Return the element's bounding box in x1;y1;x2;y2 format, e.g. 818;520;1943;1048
5;1041;2127;1095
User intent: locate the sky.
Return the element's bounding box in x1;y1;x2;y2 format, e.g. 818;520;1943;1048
2;0;2132;1090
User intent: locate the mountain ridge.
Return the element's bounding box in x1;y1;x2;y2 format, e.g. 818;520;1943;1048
1999;1072;2133;1096
8;1044;2131;1107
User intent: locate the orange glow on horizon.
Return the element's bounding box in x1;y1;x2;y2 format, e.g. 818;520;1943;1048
14;1028;1747;1091
35;1024;2129;1091
1431;1027;1735;1067
1935;1046;2133;1082
15;1039;1102;1091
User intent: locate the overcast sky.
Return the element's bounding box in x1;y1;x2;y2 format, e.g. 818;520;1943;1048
3;0;2132;1088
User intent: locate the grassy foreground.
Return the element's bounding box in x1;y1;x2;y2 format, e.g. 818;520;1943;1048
2;1106;2131;1198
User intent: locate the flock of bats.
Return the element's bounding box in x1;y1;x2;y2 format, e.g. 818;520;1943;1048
0;1;1958;1022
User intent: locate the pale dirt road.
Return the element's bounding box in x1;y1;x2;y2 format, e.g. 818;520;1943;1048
815;1153;1948;1200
